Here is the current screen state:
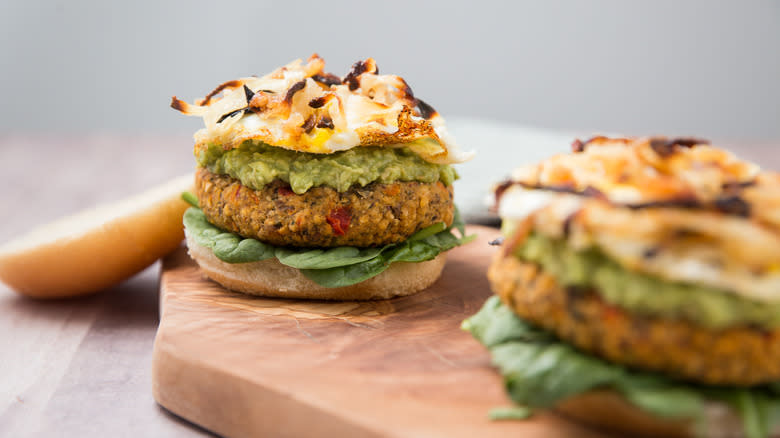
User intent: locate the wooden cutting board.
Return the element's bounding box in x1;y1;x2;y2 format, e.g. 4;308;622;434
151;225;606;438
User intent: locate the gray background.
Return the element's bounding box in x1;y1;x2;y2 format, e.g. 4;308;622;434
1;0;779;139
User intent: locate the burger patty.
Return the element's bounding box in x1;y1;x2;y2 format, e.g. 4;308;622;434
195;167;454;248
488;253;780;386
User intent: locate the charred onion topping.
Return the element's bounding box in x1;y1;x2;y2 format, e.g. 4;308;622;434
571;136;610;153
571;136;710;155
242;85;255;103
649;137;710;158
316;116;334;129
714;196;751;217
723;180;757;191
509;182;754;217
399;78;414;99
283;79;307;103
300;115;316;133
214;84;257;124
216;108;245;124
308;94;332;108
199;80;242;106
170;96;188;113
311;73;342;86
416;98;437;120
494;136;764;218
571;136;630;153
300;114;335;132
170;54;474;164
580;186;607;200
344;59;377;91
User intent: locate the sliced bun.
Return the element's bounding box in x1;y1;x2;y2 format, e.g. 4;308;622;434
0;175;194;299
185;230;446;300
556;389;778;438
556;391;692;437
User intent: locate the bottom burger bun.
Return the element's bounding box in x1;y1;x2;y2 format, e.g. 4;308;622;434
557;390;777;438
185;229;447;300
557;391;693;438
0;174;193;299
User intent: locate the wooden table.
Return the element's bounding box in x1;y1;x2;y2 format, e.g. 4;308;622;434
0;128;777;437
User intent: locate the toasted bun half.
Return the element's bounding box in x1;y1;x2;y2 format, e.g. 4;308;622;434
185;229;446;300
0;175;193;299
556;391;693;438
557;390;780;438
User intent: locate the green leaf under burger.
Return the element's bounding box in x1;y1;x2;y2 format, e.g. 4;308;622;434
182;204;474;288
183;208;276;263
275;246;385;270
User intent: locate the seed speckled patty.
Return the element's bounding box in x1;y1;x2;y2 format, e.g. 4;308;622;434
488;253;780;386
195;167;454;248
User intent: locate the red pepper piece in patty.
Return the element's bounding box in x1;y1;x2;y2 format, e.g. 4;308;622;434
327;207;352;236
277;186;295;196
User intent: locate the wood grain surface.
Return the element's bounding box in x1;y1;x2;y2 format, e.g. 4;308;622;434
0;132;778;438
152;225;607;438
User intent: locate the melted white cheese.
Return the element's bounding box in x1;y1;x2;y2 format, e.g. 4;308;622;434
499;187;780;302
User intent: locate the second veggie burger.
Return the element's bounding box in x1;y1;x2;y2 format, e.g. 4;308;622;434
172;55;473;300
465;136;780;437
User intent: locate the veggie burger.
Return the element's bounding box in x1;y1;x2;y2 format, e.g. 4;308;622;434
464;136;780;437
172;55;473;300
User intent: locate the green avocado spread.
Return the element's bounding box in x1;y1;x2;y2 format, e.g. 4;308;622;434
513;232;780;330
197;140;457;194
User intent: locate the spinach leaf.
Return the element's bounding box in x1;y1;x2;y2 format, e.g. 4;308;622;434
182;205;474;288
181;191;199;208
300;256;392;288
183;208;275;263
407;222;447;241
452;206;466;236
489;406;533;421
300;227;456;287
275;246;384;269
